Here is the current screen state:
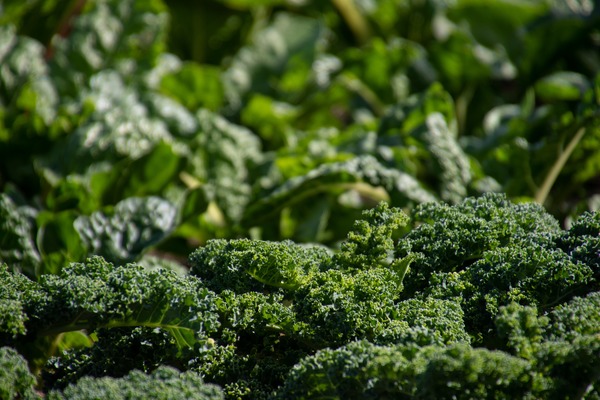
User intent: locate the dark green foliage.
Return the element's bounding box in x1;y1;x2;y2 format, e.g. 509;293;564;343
28;256;219;348
547;291;600;341
276;341;535;400
0;264;36;338
0;194;41;278
533;335;600;400
494;302;549;359
3;194;600;398
292;267;408;347
73;196;178;264
2;1;600;396
44;327;180;391
399;193;562;296
455;243;592;335
333;201;409;270
557;211;600;281
385;298;471;346
396;193;594;343
0;256;220;382
417;344;534;400
47;366;223;400
0;347;38;400
189;239;330;293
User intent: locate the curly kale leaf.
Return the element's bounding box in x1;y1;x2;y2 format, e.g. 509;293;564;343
43;327;180;392
189;239;330;293
0;347;38;400
0;264;36;339
292;268;408;347
397;194;594;343
292;272;466;348
557;210;600;282
276;341;535;400
333;201;409;271
398;193;562;295
377;297;471;346
47;366;223;400
547;291;600;341
533;335;600;400
26;256;219;351
454;243;593;336
494;302;549;359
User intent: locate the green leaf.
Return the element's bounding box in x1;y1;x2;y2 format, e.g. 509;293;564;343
535;71;591;101
28;256;220;352
244;155;435;225
241;94;299;149
413;113;472;204
37;210;87;276
191;109;262;223
0;347;37;400
222;12;324;110
50;0;169;93
160;62;224;112
74;197;177;264
0;193;41;278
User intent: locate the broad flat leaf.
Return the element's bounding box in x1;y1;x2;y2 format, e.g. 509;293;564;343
160;62;224;112
36;210;87;276
40;71;175;176
192;109;262;223
241;94;299;149
0;193;41;278
50;0;169;94
222;12;324;110
535;71;590;101
244;155;435;225
74;197;177;264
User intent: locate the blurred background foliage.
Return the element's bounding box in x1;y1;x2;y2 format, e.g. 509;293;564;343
1;0;599;278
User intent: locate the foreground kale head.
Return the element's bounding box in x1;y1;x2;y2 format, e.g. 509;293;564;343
397;193;596;344
1;194;599;399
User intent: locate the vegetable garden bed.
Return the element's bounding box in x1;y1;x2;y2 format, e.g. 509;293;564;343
1;0;599;398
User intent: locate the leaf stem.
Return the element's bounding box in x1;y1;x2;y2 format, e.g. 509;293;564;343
535;127;586;206
331;0;371;45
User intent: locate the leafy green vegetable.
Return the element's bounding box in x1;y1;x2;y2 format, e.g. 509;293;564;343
3;0;600;398
275;341;535;400
0;347;38;400
0;194;41;278
47;366;223;400
73;196;177;264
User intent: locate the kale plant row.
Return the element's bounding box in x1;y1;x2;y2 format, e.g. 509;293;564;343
2;194;600;398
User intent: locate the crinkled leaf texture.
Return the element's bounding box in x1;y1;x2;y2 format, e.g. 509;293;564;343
244;155;435;225
25;256;219;352
47;365;223;400
74;196;177;264
0;193;41;278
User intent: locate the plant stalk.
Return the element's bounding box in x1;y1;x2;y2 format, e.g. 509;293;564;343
535;127;586;206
